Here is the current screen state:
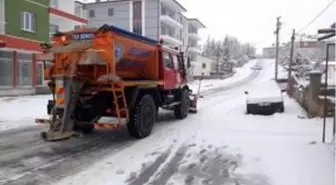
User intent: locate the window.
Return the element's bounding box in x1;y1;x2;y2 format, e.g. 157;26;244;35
163;53;172;69
202;63;206;69
17;60;32;86
133;26;142;35
21;12;36;32
37;62;43;86
74;25;82;30
89;10;95;18
50;0;58;8
0;58;13;86
108;8;114;16
172;55;180;70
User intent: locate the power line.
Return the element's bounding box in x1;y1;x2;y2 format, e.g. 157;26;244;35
297;0;335;34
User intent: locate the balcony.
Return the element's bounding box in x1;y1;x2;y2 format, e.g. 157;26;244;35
160;15;183;29
188;32;201;40
188;46;201;54
160;34;182;46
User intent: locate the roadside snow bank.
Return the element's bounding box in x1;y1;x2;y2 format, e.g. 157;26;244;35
0;95;50;130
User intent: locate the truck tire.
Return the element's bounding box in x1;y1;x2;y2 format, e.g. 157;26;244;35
127;94;156;138
73;112;95;134
174;89;190;119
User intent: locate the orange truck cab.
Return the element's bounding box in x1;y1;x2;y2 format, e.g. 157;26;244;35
36;24;199;141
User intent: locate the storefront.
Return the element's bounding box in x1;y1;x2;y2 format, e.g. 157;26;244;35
0;49;46;96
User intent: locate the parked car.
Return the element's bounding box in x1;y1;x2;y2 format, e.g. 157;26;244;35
244;81;285;115
251;64;263;70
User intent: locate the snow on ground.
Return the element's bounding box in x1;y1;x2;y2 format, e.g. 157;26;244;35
188;59;259;93
55;59;335;185
0;95;51;130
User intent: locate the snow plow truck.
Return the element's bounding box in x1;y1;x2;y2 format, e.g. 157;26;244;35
35;24;200;141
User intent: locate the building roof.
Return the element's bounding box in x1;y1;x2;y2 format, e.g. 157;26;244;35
171;0;187;12
188;18;206;28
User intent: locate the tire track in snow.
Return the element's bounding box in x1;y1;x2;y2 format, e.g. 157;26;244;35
147;145;188;185
127;147;172;185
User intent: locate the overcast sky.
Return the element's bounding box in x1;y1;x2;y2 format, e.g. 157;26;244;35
82;0;335;53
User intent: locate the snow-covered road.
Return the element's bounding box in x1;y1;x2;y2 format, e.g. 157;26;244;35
0;59;334;185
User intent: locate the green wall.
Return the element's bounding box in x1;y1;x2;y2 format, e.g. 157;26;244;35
5;0;50;42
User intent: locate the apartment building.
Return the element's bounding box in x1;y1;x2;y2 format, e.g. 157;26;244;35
85;0;204;50
0;0;88;96
186;18;205;61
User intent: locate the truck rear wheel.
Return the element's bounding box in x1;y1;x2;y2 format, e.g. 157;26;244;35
174;89;190;119
127;94;156;138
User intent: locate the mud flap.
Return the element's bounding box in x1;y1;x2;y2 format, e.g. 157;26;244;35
42;77;84;141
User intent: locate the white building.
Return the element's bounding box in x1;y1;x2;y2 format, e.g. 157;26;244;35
186;18;205;62
49;0;88;39
192;55;215;77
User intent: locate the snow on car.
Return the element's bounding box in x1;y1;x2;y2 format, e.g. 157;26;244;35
244;80;284;114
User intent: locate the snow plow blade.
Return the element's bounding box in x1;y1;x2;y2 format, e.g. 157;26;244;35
40;131;78;142
35;118;79;141
189;94;198;113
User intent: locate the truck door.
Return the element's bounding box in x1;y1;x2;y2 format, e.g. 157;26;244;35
163;52;176;89
171;54;183;88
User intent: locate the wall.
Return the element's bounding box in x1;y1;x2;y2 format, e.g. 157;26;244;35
288;72;335;118
0;0;5;34
53;0;86;19
145;0;159;39
87;1;131;31
50;13;86;32
180;14;188;52
5;0;49;42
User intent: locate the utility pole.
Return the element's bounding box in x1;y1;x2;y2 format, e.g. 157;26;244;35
274;16;281;80
287;29;295;82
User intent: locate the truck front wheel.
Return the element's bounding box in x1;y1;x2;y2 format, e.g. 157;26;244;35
127;94;156;138
174;89;190;119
